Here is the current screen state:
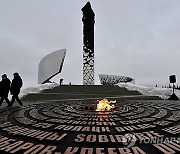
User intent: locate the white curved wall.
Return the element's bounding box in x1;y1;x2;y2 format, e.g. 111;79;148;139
99;74;135;85
38;49;66;84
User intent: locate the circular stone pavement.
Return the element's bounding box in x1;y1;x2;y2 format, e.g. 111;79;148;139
0;100;180;154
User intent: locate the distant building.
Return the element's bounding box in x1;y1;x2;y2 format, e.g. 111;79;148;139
38;49;66;84
99;74;135;85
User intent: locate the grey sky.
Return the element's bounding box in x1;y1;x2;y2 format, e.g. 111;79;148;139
0;0;180;87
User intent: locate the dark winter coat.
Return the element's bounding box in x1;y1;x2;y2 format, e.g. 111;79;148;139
0;78;11;97
10;76;23;95
0;81;2;97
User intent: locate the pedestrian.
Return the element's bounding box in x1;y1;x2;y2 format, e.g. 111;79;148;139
10;72;23;106
0;74;11;107
60;78;63;86
0;81;2;98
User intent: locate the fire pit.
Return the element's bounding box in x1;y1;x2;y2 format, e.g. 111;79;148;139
81;104;97;111
81;98;121;112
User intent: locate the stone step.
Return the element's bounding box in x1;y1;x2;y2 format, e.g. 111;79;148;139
22;85;161;101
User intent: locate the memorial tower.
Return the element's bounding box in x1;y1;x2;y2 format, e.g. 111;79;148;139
81;2;95;85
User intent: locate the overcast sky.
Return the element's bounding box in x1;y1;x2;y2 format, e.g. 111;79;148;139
0;0;180;87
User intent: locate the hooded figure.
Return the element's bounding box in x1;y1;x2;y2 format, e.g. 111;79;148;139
0;74;11;107
10;73;23;106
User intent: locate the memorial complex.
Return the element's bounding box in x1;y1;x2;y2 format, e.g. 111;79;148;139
0;2;180;154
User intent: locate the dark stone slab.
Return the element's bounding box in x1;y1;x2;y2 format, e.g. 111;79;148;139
0;100;179;154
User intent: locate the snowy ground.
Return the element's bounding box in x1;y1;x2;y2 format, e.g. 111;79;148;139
19;83;58;99
19;82;179;100
117;83;177;100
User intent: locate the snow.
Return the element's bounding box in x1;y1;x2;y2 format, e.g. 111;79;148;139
117;82;177;99
18;82;179;100
19;83;58;98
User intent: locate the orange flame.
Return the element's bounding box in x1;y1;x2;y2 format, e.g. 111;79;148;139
96;98;116;111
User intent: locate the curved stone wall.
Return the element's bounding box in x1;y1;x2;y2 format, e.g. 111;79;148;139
38;49;66;84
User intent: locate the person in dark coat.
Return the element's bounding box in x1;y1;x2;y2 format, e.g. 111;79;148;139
0;74;11;107
10;72;23;106
0;81;2;98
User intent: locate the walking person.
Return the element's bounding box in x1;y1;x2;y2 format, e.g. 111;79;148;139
0;74;11;107
10;72;23;106
0;81;2;99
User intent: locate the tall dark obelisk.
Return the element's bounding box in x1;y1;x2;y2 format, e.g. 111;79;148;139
81;2;95;85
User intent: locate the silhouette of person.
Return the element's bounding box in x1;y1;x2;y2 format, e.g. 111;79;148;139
0;81;2;98
10;73;23;106
60;78;63;86
0;74;11;107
